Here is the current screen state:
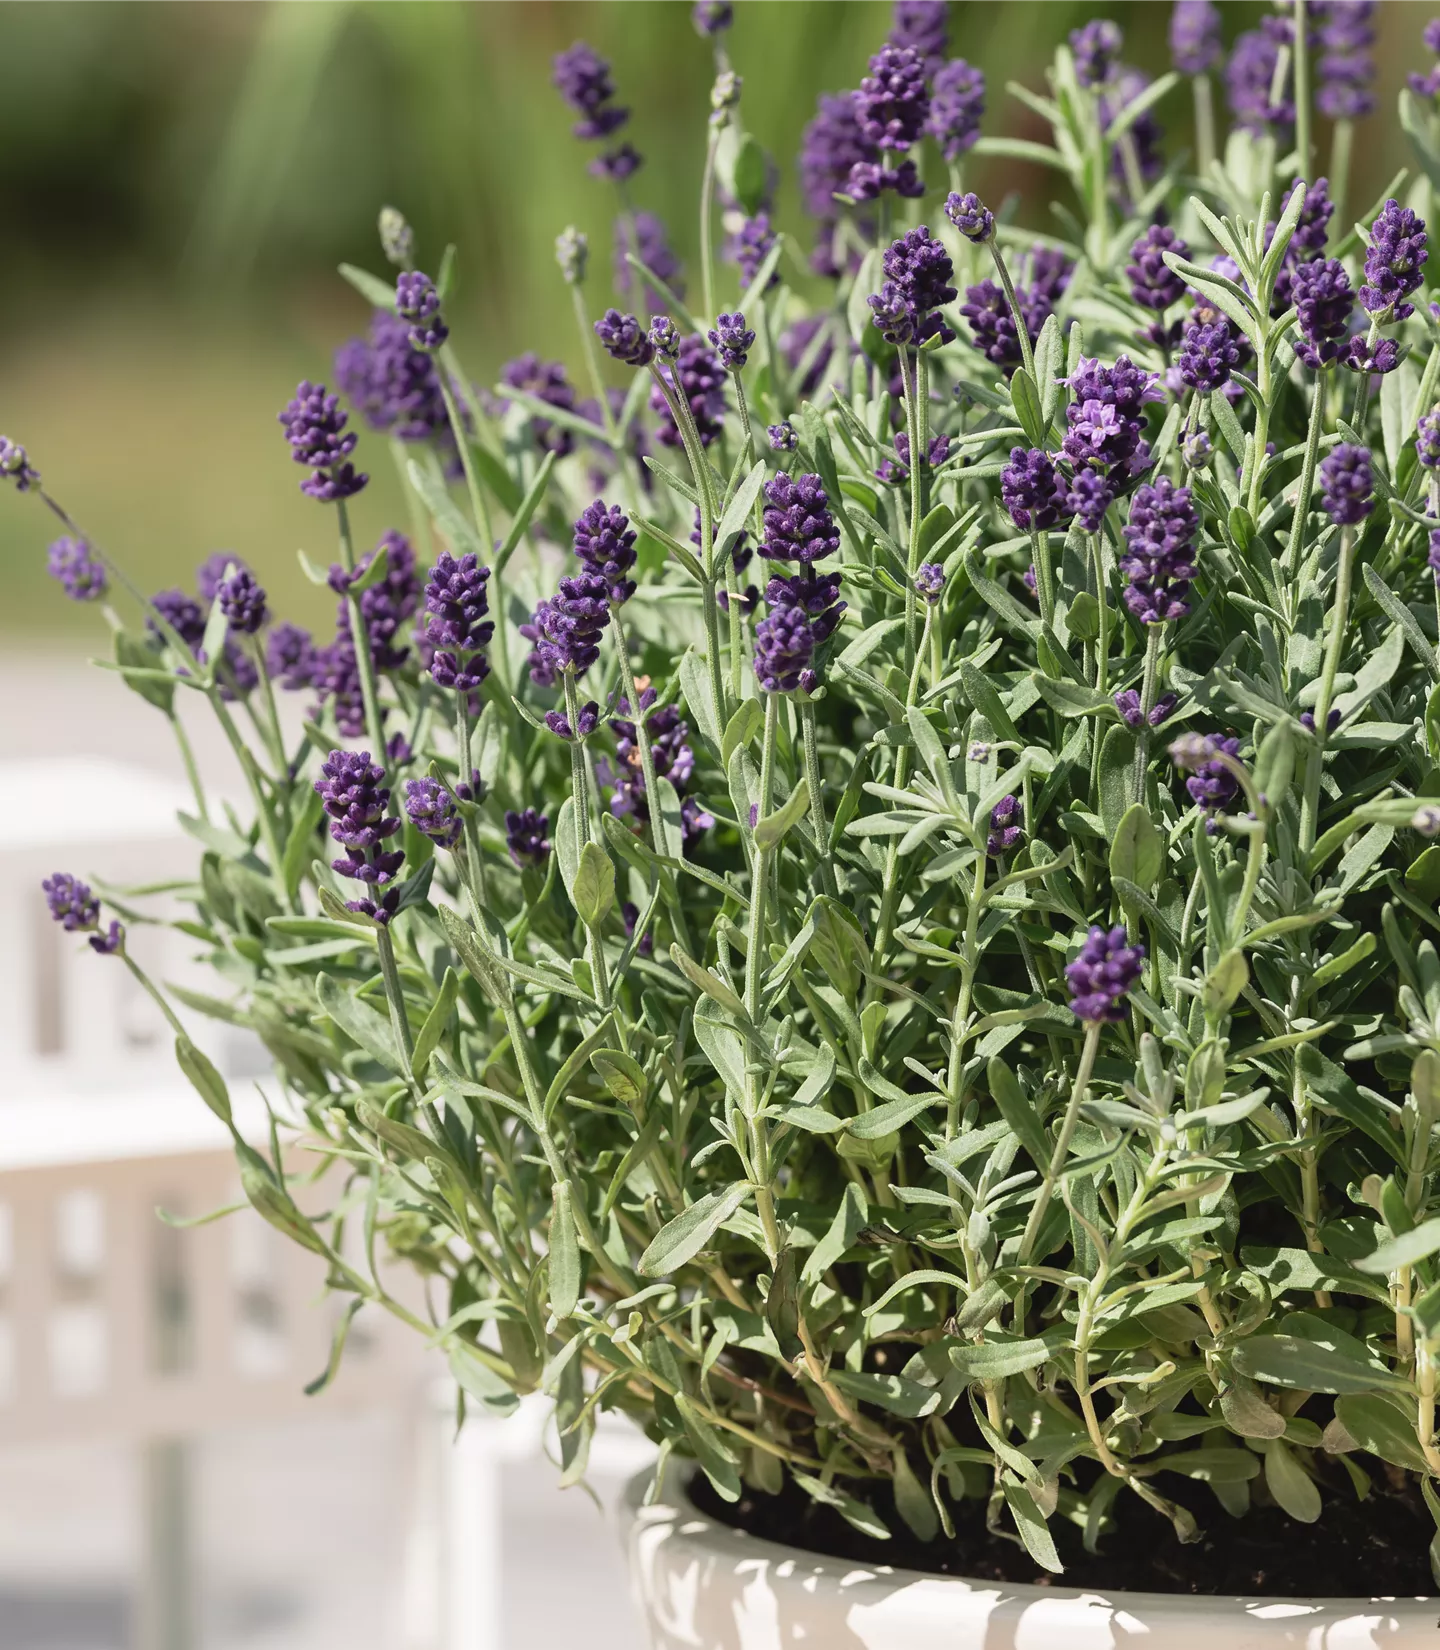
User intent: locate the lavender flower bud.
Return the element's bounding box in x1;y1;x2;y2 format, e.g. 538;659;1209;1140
404;778;462;849
761;473;840;564
545;701;601;742
528;573;611;682
1316;0;1376;120
378;205;414;268
854;44;930;151
945;190;994;244
768;421;798;452
1360;199;1429;322
1182;430;1214;469
710;70;742;125
927;59;985;161
1120;476;1198;626
594;309;654;368
42;873;124;956
986;793;1023;858
218;567;268;635
556;226;588;286
423;551;493;692
753;606;814;693
1070;19;1123;88
573;499;638;604
1318;443;1374;526
267;622;317;690
890;0;949;72
1419;407;1440;470
314;749;405;922
0;437;39;492
915;562;946;604
395;271;448;351
1000;447;1069;532
1290;256;1353;369
1066;924;1145;1023
648;315;680;358
709;311;755;371
47;537;107;602
506;807;552;867
1178;316;1241;392
553;42;629;141
693;1;733;35
1068;467;1116;534
278;381;367;502
1126;224;1189;312
1170;0;1222;75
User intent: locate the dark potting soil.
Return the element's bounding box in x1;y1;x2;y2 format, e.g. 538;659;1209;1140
689;1469;1437;1598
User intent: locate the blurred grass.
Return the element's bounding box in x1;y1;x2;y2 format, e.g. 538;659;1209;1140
0;0;1418;637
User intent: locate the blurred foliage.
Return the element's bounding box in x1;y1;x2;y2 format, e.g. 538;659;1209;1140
1;0;1419;637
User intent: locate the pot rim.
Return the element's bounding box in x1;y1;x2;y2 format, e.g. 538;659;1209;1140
621;1466;1439;1630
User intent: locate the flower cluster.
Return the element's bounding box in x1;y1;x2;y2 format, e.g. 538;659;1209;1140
1066;925;1144;1023
868;226;956;347
650;332;726;448
47;537;107;602
1120;478;1199;625
279;382;367;501
335;310;448;446
754;472;845;694
423;552;493;694
43;873;123;955
553;41;637;179
314;750;405;922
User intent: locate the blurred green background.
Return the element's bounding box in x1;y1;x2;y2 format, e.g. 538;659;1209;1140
0;0;1420;640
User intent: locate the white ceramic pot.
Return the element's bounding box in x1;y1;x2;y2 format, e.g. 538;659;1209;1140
621;1469;1437;1649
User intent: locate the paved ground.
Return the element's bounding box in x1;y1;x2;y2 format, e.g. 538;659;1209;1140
0;652;650;1650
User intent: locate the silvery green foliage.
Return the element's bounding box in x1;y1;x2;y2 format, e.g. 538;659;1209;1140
36;22;1440;1576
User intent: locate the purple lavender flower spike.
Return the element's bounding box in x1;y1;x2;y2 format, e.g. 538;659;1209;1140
709;312;755;371
1319;443;1374;526
692;1;733;36
1069;468;1117;534
1359;200;1429;322
506;808;551;867
553;43;629;141
650;334;726;449
1061;355;1162;478
945;190;993;244
768;421;798;452
854;44;930;150
1227;16;1294;133
1066;924;1145;1023
761;473;841;564
214;567;266;636
314;749;405;922
43;873;100;932
915;563;946;604
1270;178;1335;313
0;437;39;491
889;0;949;72
573;500;638;605
500;354;577;457
765;568;846;644
1411;18;1440;98
196;552;249;603
869;226;957;347
423;551;493;692
594;309;654;368
1126;225;1189;313
1120;477;1199;625
44;873;125;957
753;606;814;693
1419;407;1440;470
1178;316;1242;392
267;622;316;690
529;573;611;684
404;777;462;849
986;793;1023;858
928;59;984;160
47;537;107;602
1170;0;1222;75
395;271;448;352
1291;256;1353;368
615;212;682;311
729;214;778;290
149;589;207;651
1171;731;1242;819
1070;19;1123;88
1001;448;1070;532
1344;334;1400;376
1316;0;1376;120
279;382;367;502
335;311;448;444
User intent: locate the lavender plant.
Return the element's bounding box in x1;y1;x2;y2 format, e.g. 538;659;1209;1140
23;0;1440;1583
